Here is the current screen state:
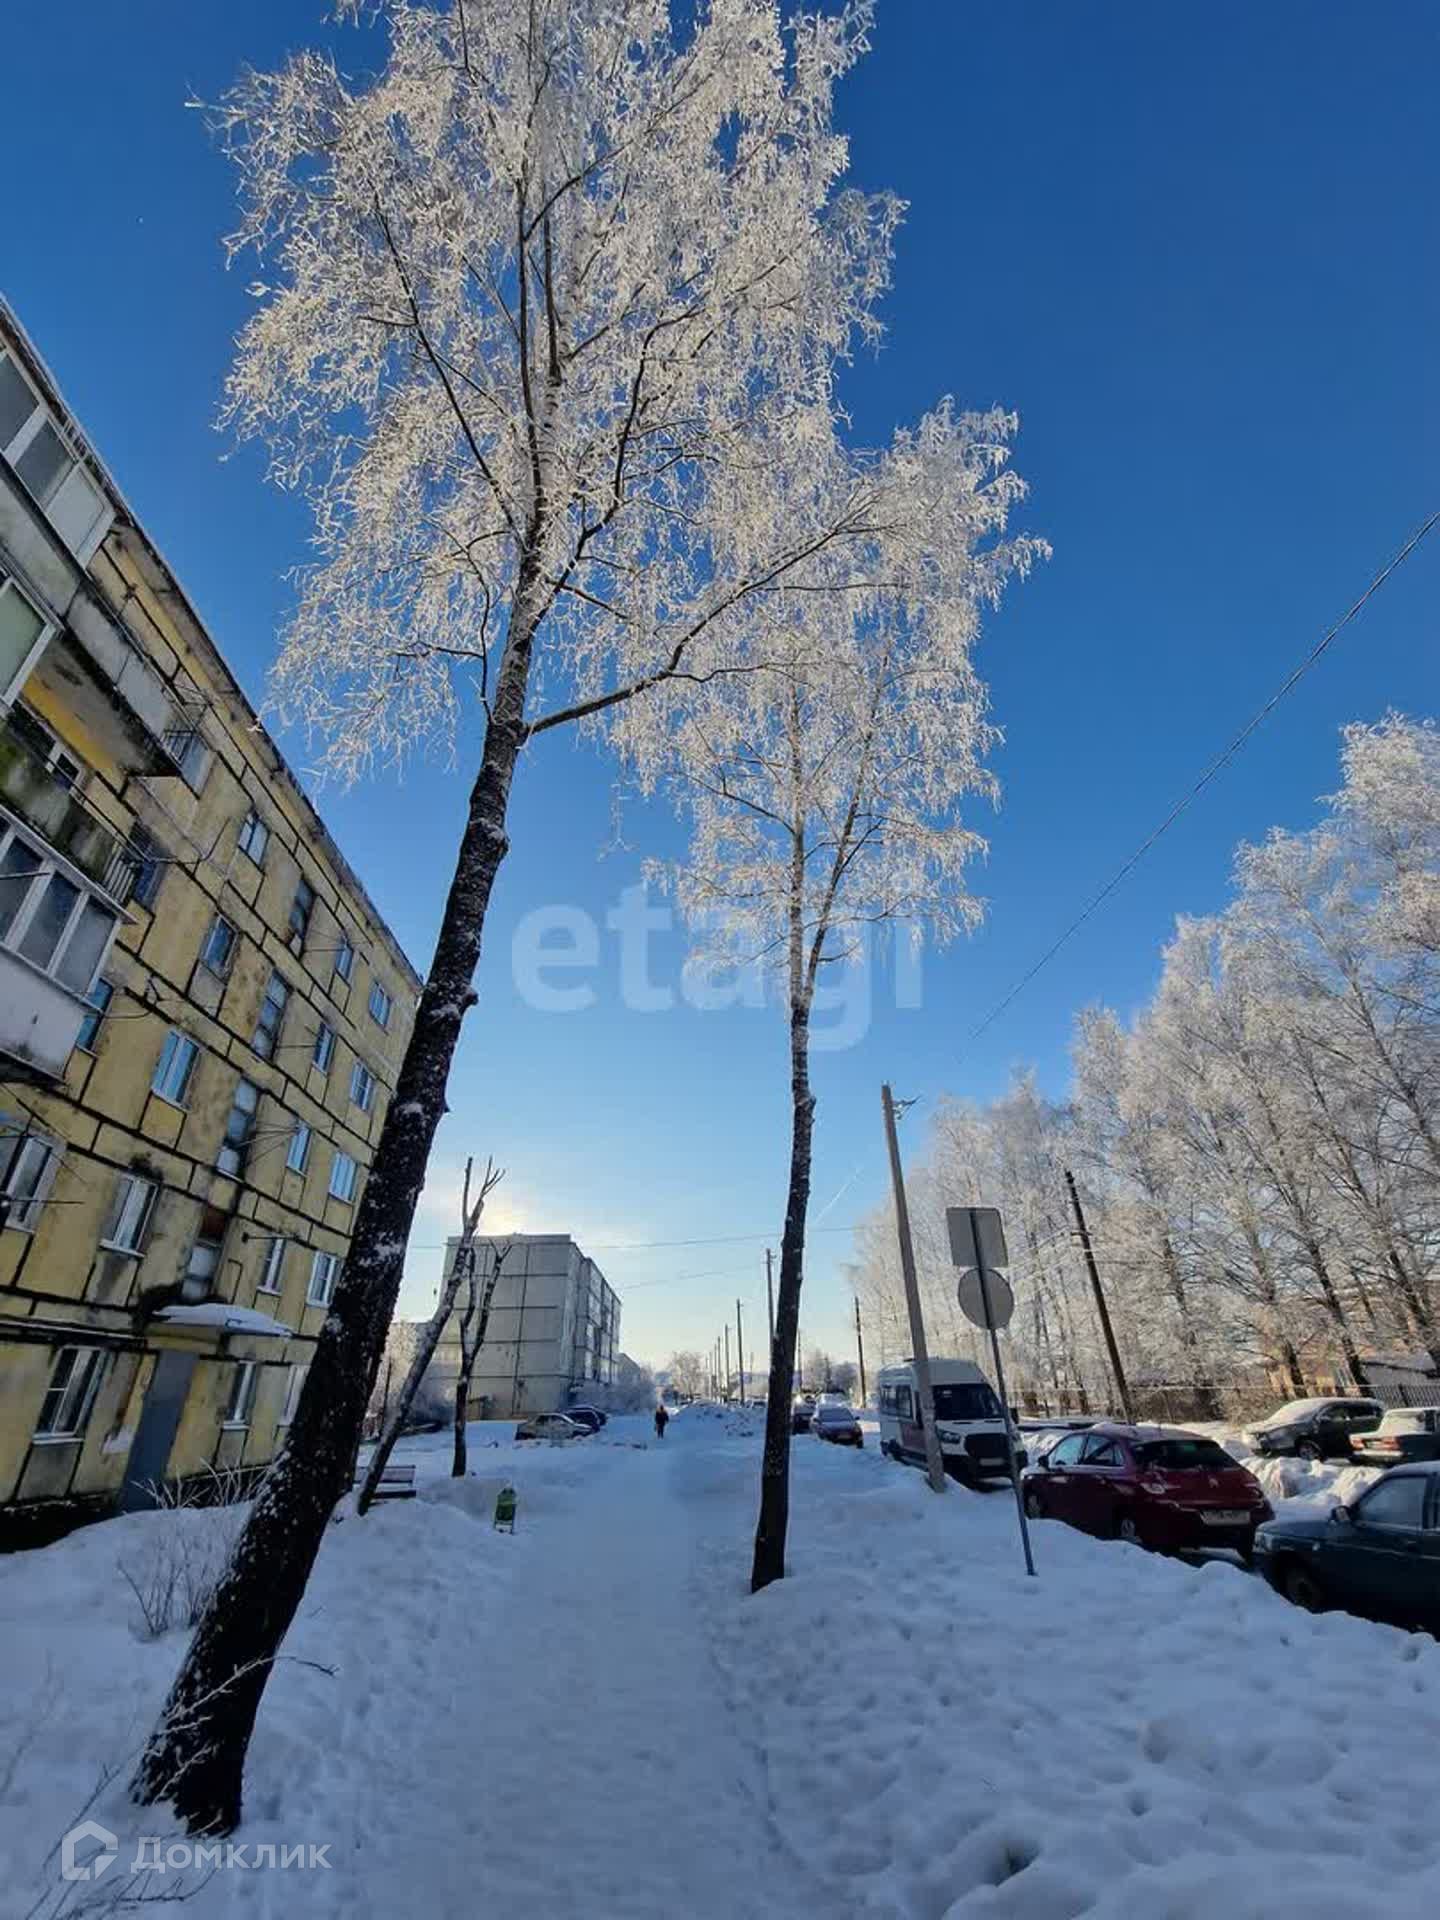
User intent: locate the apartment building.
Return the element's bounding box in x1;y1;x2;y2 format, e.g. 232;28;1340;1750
428;1234;621;1419
0;303;420;1545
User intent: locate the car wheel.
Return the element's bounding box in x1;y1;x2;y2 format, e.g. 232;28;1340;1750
1024;1490;1044;1520
1283;1562;1328;1613
1117;1513;1145;1549
1297;1440;1322;1463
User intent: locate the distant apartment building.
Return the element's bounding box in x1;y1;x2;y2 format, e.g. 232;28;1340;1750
0;303;419;1544
429;1234;620;1419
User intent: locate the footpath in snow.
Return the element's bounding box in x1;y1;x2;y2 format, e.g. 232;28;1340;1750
2;1406;1439;1920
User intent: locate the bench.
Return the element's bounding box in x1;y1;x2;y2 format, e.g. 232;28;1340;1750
371;1463;417;1501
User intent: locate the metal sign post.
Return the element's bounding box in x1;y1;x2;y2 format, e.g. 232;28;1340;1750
946;1206;1036;1578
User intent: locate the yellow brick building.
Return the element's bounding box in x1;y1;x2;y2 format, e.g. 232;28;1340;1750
0;303;419;1546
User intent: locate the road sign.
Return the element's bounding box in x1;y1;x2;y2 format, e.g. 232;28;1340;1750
956;1266;1015;1331
946;1206;1008;1273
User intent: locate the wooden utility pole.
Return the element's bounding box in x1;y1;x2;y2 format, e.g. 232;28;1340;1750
765;1248;775;1360
881;1084;947;1494
1064;1167;1133;1422
854;1297;867;1405
735;1298;745;1405
724;1324;731;1402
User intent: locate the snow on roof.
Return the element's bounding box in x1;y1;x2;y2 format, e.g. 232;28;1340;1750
154;1304;295;1339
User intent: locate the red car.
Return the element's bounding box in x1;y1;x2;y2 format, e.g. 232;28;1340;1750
1022;1423;1272;1559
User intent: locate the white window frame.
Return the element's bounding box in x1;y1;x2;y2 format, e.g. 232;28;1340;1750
289;876;316;946
200;914;238;978
0;819;121;996
33;1344;107;1441
252;969;289;1060
1;1117;61;1232
216;1077;260;1179
334;937;355;984
0;574;58;707
368;981;392;1029
151;1029;200;1107
257;1236;288;1295
237;808;269;868
349;1060;376;1113
75;976;114;1053
312;1021;336;1073
285;1122;312;1175
100;1171;158;1255
222;1359;258;1430
279;1362;308;1425
162;724;211;792
0;350;111;565
328;1152;358;1204
307;1250;340;1307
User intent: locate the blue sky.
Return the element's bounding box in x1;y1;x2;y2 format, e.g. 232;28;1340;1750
3;3;1435;1366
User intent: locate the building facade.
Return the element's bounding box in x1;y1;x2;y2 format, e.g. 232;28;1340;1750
429;1234;621;1419
0;305;419;1545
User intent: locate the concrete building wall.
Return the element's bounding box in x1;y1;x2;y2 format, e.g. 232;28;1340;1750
0;304;420;1544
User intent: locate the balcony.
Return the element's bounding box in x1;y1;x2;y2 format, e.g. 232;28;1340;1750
0;948;96;1083
0;716;138;904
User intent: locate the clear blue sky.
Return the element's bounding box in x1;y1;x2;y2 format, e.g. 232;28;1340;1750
3;3;1435;1366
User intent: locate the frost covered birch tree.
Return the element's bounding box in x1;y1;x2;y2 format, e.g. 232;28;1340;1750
137;0;911;1831
622;415;1042;1590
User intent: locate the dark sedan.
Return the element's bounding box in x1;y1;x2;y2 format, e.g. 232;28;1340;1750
791;1397;817;1434
1349;1407;1440;1468
1022;1423;1271;1558
810;1403;863;1448
1253;1464;1440;1632
1240;1397;1383;1463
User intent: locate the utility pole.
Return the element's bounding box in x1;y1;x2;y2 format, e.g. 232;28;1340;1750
735;1298;745;1405
1064;1167;1133;1422
881;1083;947;1494
765;1248;775;1361
724;1323;731;1402
854;1297;867;1406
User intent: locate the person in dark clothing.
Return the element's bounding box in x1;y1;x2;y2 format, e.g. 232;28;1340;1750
654;1405;670;1439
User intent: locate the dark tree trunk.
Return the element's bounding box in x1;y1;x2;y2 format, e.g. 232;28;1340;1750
452;1263;501;1477
133;582;544;1834
751;992;814;1594
1278;1335;1306;1399
359;1248;469;1515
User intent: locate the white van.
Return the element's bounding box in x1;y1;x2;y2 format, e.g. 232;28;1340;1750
876;1359;1025;1486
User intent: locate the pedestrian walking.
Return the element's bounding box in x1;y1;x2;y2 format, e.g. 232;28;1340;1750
654;1404;670;1440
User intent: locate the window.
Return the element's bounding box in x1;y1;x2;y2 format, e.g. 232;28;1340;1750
334;937;355;984
1;575;51;703
152;1030;199;1106
893;1385;914;1421
237;809;269;868
0;353;36;446
127;825;165;911
1356;1475;1428;1530
1047;1434;1088;1467
289;877;316;946
217;1078;260;1178
100;1172;157;1254
368;981;392;1028
75;978;113;1053
308;1250;341;1307
0;825;119;996
7;704;81;788
279;1363;308;1425
1134;1438;1234;1471
0;351;109;561
200;915;238;978
349;1061;376;1113
285;1123;312;1174
328;1152;358;1203
1080;1438;1124;1467
162;725;210;791
222;1360;258;1429
257;1237;288;1295
1;1120;59;1231
931;1382;1002;1423
184;1209;227;1298
34;1346;106;1440
312;1021;336;1073
252;970;289;1060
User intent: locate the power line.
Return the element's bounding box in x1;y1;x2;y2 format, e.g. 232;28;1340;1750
962;508;1440;1054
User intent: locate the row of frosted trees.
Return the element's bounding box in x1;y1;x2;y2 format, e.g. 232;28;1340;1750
854;716;1440;1417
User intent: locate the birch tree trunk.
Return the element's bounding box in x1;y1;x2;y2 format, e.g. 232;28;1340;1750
133;577;543;1833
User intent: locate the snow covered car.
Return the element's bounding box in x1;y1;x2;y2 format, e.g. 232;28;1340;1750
563;1407;605;1433
1022;1425;1271;1558
809;1403;863;1448
1348;1407;1440;1468
791;1397;817;1433
1240;1396;1383;1462
514;1413;587;1443
1253;1464;1440;1631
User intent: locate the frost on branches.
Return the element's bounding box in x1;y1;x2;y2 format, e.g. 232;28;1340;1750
620;411;1045;1587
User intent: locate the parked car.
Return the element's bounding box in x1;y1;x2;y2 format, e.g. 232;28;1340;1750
1022;1424;1272;1558
515;1413;587;1443
1241;1396;1383;1462
876;1359;1025;1486
1349;1407;1440;1468
810;1403;864;1448
563;1407;605;1434
568;1403;608;1426
817;1390;851;1407
1253;1464;1440;1631
791;1396;817;1434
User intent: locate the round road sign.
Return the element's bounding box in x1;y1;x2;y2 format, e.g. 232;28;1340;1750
956;1266;1015;1331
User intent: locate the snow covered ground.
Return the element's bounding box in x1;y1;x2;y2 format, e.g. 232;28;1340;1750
2;1407;1438;1920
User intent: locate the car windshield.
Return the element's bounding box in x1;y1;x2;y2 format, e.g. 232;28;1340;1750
1135;1438;1235;1471
932;1383;1002;1422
